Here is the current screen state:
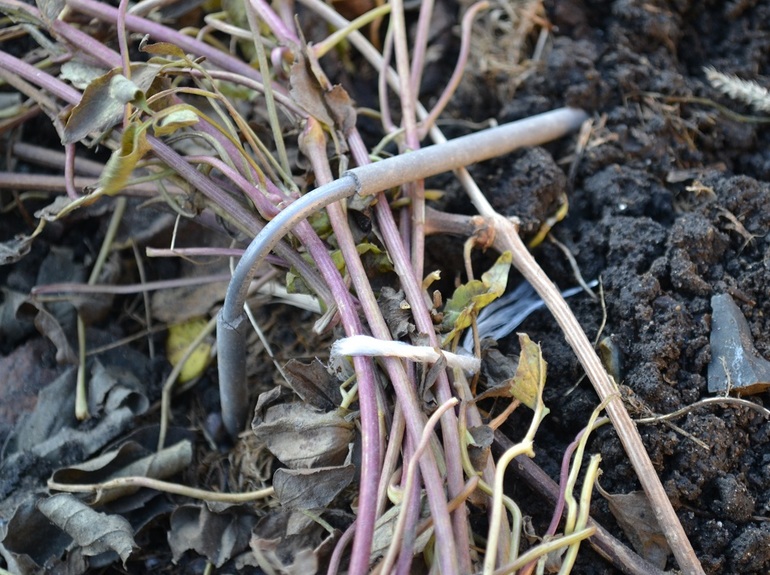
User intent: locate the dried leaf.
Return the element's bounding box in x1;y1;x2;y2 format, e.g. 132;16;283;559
1;495;74;572
168;503;257;567
59;60;107;91
150;279;228;323
442;251;512;341
37;493;136;564
0;230;40;264
378;287;415;339
0;351;150;499
273;465;355;510
63;64;159;145
601;489;671;569
50;440;193;504
289;51;357;134
252;404;353;469
290;53;335;128
283;358;343;411
370;498;433;559
17;297;77;365
249;510;343;574
509;333;548;412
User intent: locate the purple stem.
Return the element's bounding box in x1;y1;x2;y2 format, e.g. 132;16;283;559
348;129;472;572
301;121;380;574
66;0;270;86
247;0;300;45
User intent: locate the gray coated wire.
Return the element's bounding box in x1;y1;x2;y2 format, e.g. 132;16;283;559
216;107;589;436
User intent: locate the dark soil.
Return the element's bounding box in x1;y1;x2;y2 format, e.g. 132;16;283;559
2;0;770;573
440;1;770;573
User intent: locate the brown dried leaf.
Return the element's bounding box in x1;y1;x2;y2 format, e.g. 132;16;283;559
249;510;343;574
370;497;433;559
273;465;355;510
50;439;193;504
252;404;354;469
17;297;76;365
601;489;671;569
37;493;136;565
168;503;257;568
289;52;356;134
283;358;342;411
0;232;36;265
63;64;159;145
290;53;335;127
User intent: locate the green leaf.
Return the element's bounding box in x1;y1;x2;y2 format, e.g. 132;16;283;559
442;251;512;341
509;333;549;414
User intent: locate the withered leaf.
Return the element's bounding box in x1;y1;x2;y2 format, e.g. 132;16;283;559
249;510;344;575
37;493;136;565
370;497;433;559
378;287;414;340
0;231;38;264
252;403;353;469
17;297;76;365
509;333;548;413
601;488;671;569
168;503;257;568
50;439;193;504
289;51;356;134
283;358;342;411
1;495;74;572
273;465;355;509
63;64;160;145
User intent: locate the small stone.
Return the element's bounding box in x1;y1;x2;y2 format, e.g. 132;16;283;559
708;293;770;395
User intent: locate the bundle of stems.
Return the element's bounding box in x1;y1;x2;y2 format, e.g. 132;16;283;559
0;0;704;572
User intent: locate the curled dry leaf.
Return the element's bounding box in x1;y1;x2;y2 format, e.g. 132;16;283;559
283;358;344;411
248;510;344;575
252;403;354;469
273;465;356;510
50;439;193;504
599;487;671;569
37;493;136;565
168;503;258;568
62;64;160;145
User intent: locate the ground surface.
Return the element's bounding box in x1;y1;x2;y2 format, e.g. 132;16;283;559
453;1;770;573
1;0;770;573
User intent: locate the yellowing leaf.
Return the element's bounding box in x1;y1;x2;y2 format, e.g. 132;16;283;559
98;122;152;196
442;251;512;341
140;40;188;60
509;333;548;412
166;317;212;383
152;104;200;136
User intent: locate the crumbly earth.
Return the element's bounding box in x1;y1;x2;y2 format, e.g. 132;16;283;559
436;1;770;573
1;0;769;573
